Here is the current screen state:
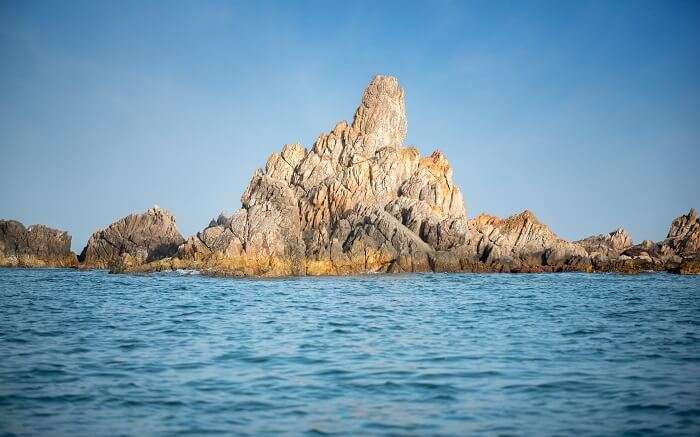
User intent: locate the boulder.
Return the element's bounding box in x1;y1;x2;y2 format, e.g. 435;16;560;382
79;206;184;269
0;220;77;267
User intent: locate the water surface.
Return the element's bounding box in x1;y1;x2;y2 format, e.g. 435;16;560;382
1;269;699;435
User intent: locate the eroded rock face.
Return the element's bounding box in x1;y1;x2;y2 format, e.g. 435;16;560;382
176;75;469;276
466;211;591;272
111;75;696;277
576;228;633;259
674;255;700;275
0;220;77;267
351;75;407;151
619;209;699;269
79;206;184;269
664;208;700;256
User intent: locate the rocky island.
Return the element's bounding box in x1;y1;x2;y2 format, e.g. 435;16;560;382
0;220;77;268
1;76;698;276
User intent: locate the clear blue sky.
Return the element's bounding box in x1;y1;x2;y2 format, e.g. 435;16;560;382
1;0;698;252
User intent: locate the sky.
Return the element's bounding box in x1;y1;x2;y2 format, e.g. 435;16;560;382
1;0;699;252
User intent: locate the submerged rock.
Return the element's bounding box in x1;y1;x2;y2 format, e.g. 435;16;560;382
79;206;184;269
0;220;77;267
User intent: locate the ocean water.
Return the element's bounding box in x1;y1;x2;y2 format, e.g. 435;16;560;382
0;269;698;436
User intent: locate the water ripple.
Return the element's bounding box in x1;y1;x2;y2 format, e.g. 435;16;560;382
0;268;698;435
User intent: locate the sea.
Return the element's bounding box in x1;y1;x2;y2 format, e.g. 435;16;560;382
1;268;698;436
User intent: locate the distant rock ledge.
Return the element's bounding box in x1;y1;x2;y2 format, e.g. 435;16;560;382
1;76;698;276
78;206;185;269
0;220;77;268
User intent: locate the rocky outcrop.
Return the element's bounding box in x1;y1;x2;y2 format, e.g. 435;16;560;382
673;255;700;275
167;75;470;277
576;228;633;259
105;75;697;277
586;209;698;274
615;209;699;270
661;208;699;257
79;206;184;269
466;211;591;272
0;220;77;267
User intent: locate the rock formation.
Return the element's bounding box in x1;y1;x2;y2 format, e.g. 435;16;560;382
576;228;633;259
673;255;700;275
79;206;184;269
115;75;698;276
0;220;77;267
467;211;591;272
6;75;694;276
618;209;699;265
661;208;700;256
168;75;470;276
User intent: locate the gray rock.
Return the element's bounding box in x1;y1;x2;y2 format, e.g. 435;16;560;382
0;220;77;267
176;75;470;276
621;208;699;264
123;75;695;277
576;228;633;258
663;208;699;256
79;206;184;269
467;210;591;272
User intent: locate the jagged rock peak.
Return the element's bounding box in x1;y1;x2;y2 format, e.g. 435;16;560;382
668;208;698;239
665;208;700;255
351;75;407;151
168;74;470;277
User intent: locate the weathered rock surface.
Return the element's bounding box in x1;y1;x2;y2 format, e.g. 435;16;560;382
109;75;697;277
0;220;77;267
79;206;184;269
661;208;700;257
466;211;591;272
616;209;699;271
673;255;700;275
576;228;633;259
169;75;470;276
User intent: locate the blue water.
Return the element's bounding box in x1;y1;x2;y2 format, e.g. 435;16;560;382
1;269;699;436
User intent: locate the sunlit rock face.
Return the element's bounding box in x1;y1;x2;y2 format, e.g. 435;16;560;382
576;228;633;260
467;210;592;272
664;208;700;256
0;220;77;268
619;208;699;262
177;75;470;276
79;206;184;269
84;75;699;277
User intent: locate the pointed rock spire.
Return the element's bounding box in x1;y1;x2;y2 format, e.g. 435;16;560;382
351;75;407;151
